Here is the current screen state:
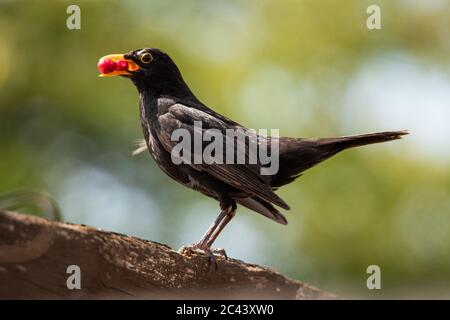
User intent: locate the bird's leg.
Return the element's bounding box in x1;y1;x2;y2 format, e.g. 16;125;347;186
207;204;237;258
178;200;236;268
194;208;229;248
177;208;228;260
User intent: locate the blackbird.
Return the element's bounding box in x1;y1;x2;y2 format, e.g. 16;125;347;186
98;48;407;262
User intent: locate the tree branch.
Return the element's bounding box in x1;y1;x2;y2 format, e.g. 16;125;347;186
0;210;334;299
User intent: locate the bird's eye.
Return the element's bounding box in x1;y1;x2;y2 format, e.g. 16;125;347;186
139;52;153;64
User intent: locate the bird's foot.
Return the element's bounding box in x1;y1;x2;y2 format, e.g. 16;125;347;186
178;243;227;271
211;247;228;259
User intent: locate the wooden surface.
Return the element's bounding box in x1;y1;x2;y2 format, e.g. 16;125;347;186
0;210;334;299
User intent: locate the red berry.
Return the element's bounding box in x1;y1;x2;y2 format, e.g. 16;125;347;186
97;58;116;74
115;60;129;71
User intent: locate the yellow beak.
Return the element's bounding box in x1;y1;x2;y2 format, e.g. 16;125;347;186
97;54;140;77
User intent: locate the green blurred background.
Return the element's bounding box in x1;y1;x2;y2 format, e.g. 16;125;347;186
1;0;449;298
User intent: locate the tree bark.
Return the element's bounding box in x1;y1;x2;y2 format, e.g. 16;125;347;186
0;210;334;299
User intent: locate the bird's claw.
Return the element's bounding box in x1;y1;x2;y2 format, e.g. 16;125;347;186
212;248;228;259
177;245;196;256
178;244;227;271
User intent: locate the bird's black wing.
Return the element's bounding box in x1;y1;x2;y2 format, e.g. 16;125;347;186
155;103;290;210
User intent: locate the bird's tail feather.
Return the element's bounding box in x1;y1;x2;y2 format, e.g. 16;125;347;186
272;130;408;188
318;130;409;152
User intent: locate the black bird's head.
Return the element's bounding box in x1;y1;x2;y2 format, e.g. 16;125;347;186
98;48;193;97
